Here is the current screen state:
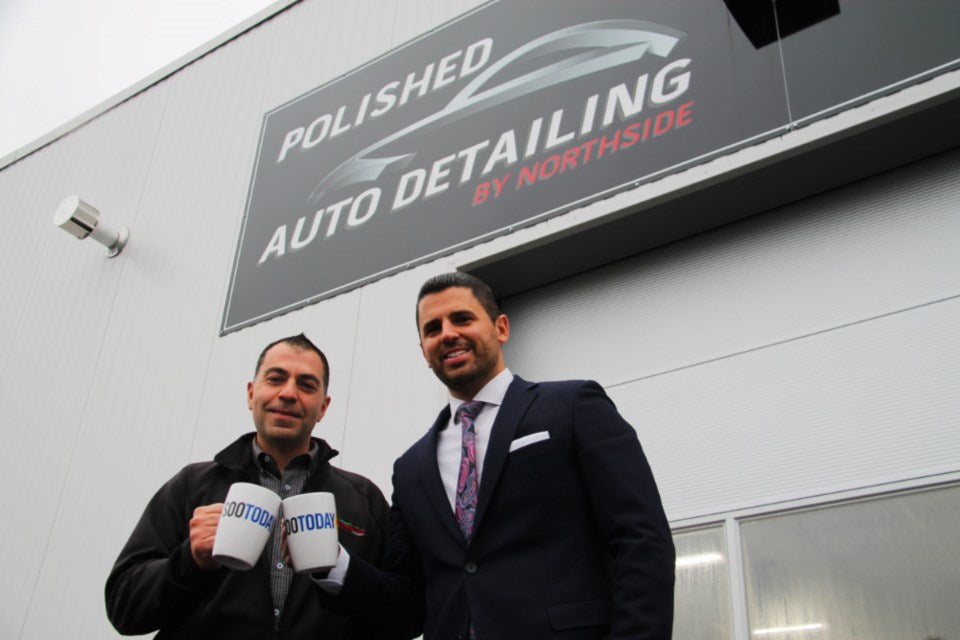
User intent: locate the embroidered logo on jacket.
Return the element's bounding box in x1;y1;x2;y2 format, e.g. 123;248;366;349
337;518;367;536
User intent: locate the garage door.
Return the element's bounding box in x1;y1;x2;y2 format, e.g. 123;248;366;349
501;148;960;521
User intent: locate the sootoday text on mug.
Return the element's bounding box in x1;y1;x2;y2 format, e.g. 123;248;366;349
282;492;339;573
212;482;281;570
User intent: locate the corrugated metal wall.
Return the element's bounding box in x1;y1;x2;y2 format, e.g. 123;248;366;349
502;149;960;521
0;2;482;638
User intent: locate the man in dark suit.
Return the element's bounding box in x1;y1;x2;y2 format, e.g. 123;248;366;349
319;272;674;639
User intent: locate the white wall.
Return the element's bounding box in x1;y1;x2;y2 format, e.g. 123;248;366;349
502;149;960;521
0;1;482;637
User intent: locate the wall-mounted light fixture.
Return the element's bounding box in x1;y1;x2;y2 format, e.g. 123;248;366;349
53;196;129;258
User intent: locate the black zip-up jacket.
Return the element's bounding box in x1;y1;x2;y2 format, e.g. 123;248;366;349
105;433;392;639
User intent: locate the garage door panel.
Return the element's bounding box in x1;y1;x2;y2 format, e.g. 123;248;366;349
502;150;960;389
501;150;960;519
610;296;960;519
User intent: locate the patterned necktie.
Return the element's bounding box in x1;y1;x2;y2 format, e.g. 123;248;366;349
455;401;484;539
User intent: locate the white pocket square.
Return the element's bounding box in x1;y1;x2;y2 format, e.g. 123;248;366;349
509;431;550;452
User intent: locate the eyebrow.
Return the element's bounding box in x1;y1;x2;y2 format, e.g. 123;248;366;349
420;308;478;332
296;373;321;385
263;367;320;385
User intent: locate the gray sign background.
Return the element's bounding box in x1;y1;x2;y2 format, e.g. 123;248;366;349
222;0;960;333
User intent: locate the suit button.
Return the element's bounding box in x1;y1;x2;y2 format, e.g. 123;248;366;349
465;562;478;574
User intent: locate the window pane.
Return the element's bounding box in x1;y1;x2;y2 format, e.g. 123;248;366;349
673;525;732;640
740;484;960;640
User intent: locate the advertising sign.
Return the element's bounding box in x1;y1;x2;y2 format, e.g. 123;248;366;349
221;0;957;333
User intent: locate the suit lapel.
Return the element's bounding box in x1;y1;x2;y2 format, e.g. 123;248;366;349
474;376;538;534
416;405;466;544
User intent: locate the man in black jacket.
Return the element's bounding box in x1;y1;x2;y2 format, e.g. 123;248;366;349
105;333;392;639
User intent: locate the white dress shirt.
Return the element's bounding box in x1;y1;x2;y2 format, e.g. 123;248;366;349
436;367;513;509
317;368;514;590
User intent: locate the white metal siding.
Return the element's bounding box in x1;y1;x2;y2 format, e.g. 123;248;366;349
0;88;168;638
0;2;482;637
502;149;960;521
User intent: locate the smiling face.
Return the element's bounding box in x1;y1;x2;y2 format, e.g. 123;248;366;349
247;342;331;459
417;286;510;400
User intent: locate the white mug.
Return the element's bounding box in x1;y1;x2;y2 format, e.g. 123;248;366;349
282;492;339;573
212;482;281;570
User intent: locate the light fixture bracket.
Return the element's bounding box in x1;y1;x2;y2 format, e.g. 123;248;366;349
53;196;129;257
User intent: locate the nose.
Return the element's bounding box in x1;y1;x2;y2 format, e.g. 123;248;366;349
440;318;460;342
277;378;298;401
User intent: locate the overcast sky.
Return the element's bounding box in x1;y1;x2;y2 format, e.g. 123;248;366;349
0;0;278;159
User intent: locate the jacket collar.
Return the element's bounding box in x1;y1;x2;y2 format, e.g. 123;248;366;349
473;376;538;531
415;407;459;541
214;432;338;478
417;375;539;545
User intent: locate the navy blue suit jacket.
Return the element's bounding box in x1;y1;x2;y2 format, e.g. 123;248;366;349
342;376;675;640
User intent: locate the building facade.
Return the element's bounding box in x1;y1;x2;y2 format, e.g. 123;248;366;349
1;1;958;638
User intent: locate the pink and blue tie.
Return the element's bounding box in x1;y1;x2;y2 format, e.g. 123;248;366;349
455;401;484;539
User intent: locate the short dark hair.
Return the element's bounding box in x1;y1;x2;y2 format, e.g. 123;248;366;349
254;333;330;392
416;272;501;326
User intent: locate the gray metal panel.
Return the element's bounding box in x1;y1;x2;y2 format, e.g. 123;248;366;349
502;149;960;519
0;154;59;374
0;87;161;369
612;297;960;520
0;88;167;639
503;150;960;384
389;0;488;43
337;263;453;493
1;3;482;637
21;40;282;640
260;0;401;114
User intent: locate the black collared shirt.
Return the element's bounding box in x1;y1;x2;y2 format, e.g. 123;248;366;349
251;440;318;629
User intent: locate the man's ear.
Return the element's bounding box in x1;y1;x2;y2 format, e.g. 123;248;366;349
317;395;332;421
496;313;510;344
247;381;254;410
